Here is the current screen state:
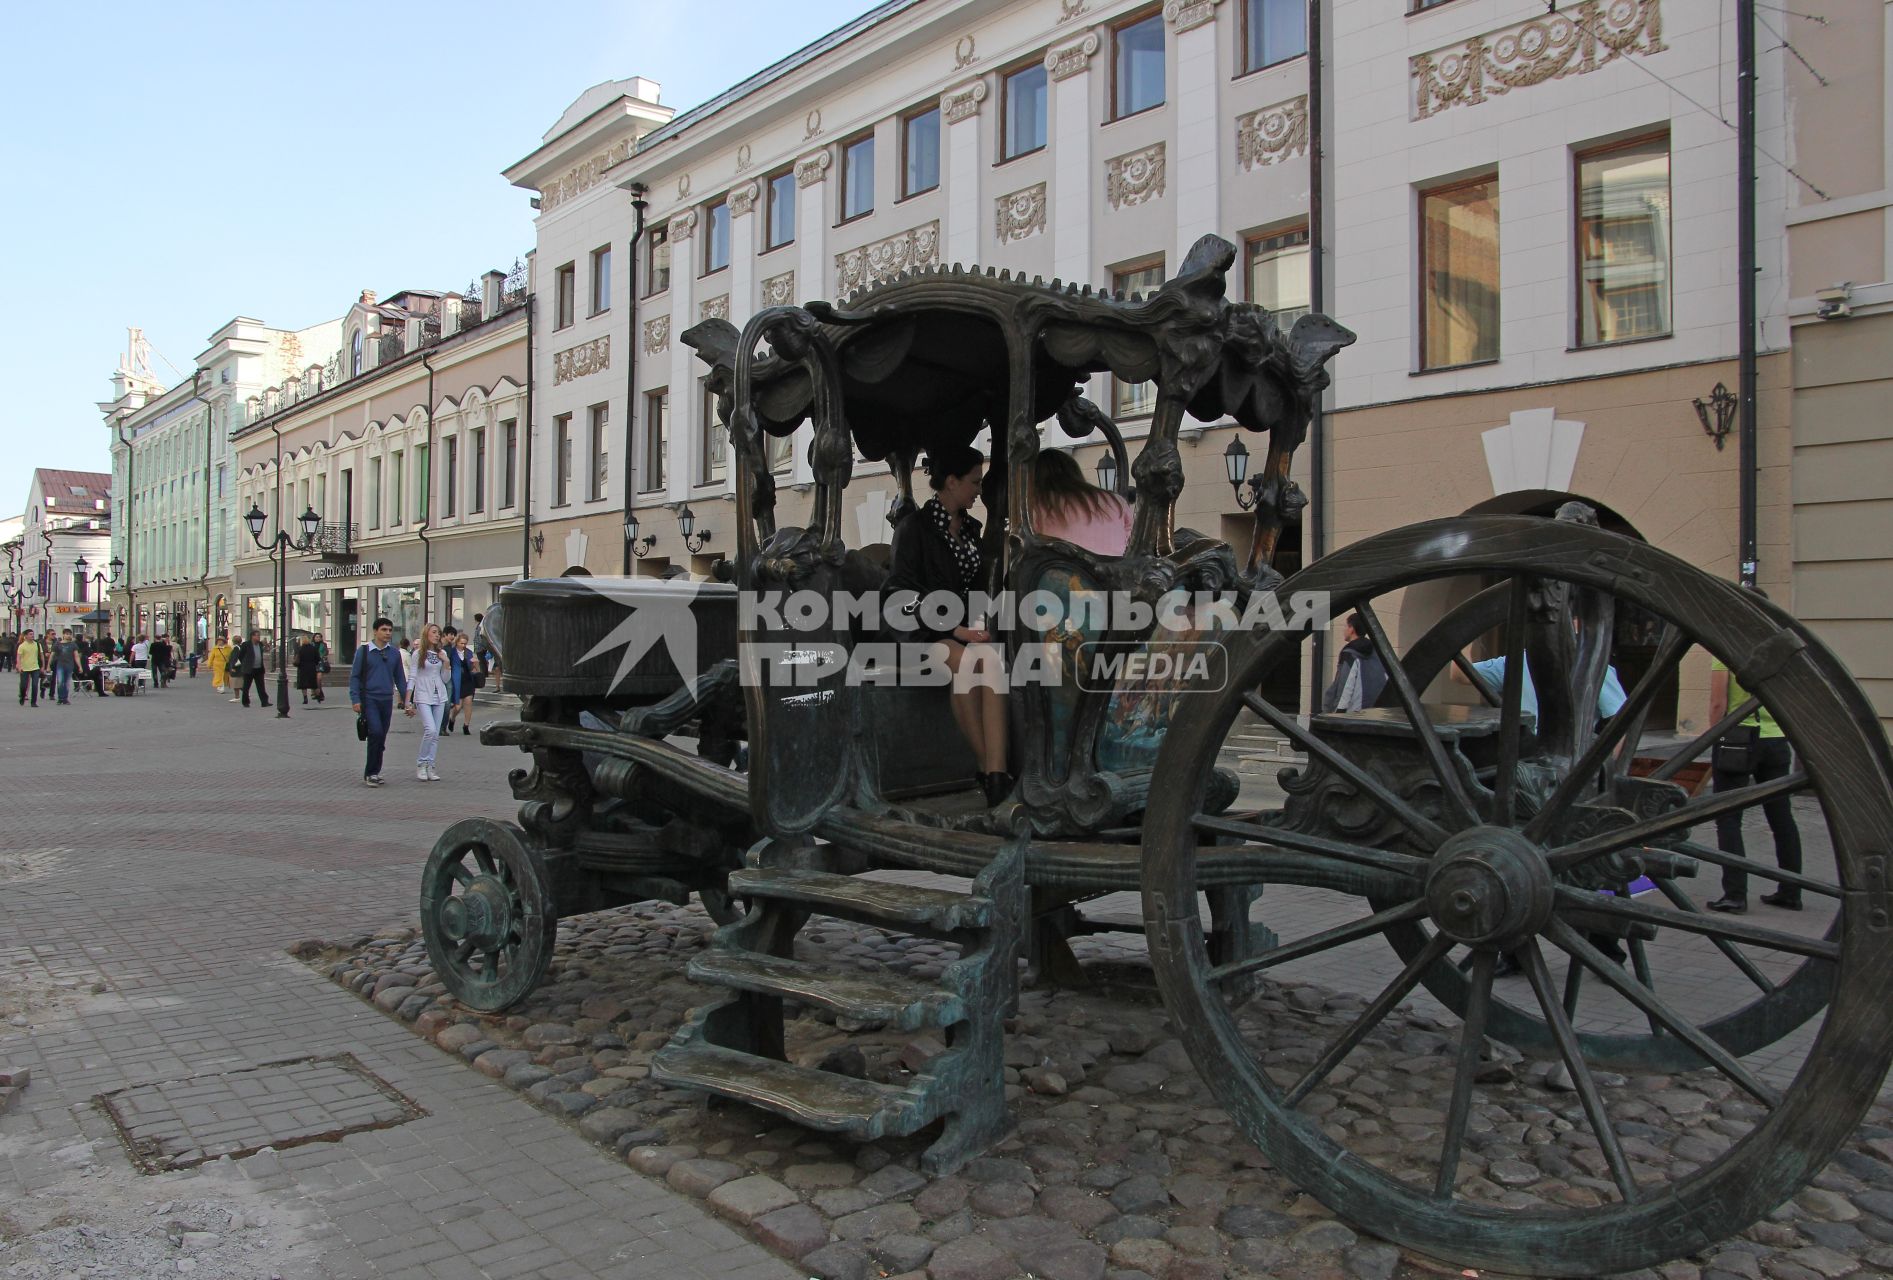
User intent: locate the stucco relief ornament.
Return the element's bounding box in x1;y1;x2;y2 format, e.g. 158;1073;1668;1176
1046;32;1101;81
669;209;699;241
941;80;988;125
729;182;759;217
1106;143;1166;209
954;35;977;68
735;143;753;172
1057;0;1088;22
1410;0;1667;119
1163;0;1223;33
1236;96;1308;170
805;108;823;139
700;295;730;323
677;173;692;199
995;183;1047;244
835;220;941;297
762;271;797;306
795;150;832;188
643;316;671;355
553;336;611;386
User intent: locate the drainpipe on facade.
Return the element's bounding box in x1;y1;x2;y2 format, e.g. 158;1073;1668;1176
622;184;649;575
191;369;213;650
116;414;136;636
1736;0;1759;587
522;291;536;579
1307;0;1330;689
419;350;436;622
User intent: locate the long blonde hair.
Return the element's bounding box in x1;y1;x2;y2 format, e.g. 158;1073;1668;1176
419;622;443;662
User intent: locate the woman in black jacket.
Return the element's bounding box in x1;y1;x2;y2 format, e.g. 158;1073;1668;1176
886;444;1011;805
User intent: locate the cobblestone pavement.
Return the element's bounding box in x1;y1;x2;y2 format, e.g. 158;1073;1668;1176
0;677;797;1280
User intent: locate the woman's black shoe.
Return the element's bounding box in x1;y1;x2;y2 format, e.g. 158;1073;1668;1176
1760;891;1803;910
1707;896;1748;913
979;771;1015;808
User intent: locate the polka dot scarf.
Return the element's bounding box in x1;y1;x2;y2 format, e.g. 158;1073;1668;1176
925;497;984;590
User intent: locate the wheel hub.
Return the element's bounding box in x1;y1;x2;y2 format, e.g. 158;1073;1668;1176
437;877;513;951
1425;826;1555;950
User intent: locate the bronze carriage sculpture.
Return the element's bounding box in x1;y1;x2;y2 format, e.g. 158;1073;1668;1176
420;236;1893;1276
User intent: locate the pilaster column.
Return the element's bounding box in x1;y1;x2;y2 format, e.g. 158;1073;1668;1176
664;208;700;504
1168;0;1224;256
793;150;832;485
941;79;989;265
1048;31;1101;285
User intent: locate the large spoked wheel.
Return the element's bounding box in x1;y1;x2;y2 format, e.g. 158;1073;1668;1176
1142;516;1893;1275
421;819;558;1013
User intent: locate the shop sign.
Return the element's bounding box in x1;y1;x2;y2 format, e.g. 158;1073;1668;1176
310;561;385;581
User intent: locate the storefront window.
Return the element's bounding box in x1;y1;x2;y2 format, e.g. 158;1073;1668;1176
244;595;276;646
289;592;325;644
376;586;422;648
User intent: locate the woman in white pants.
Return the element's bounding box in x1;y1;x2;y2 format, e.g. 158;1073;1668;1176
407;623;452;781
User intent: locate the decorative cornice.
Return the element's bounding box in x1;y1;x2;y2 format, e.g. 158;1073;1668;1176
796;150;833;188
538;139;632;213
1236;96;1308;170
941;79;989;124
729;181;760;217
700;294;730;322
762;271;797;307
643;316;670;355
836;221;940;297
1105;143;1166;210
1411;0;1667;120
668;209;699;241
1046;32;1101;81
1163;0;1223;33
552;336;610;385
995;182;1048;244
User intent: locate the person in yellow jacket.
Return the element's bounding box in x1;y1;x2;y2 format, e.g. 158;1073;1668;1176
15;629;42;708
207;634;233;695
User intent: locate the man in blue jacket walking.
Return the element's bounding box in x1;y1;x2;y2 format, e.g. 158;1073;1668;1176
349;617;413;786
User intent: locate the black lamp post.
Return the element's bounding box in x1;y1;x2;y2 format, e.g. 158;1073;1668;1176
677;505;711;554
75;555;123;642
1225;436;1265;510
245;501;322;719
625;511;654;559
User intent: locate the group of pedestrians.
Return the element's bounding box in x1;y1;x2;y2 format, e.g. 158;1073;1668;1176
4;629;195;705
348;618;490;786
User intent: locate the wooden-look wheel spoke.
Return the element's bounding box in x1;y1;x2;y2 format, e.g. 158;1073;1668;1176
1546;771;1810;871
1433;951;1495;1201
1560;952;1584;1019
1519;940;1640;1204
1193;813;1429;879
1525;626;1693;844
1626;935;1663;1039
453;938;477;962
1452;652;1501;707
1649;697;1763;784
1547;920;1782;1108
1209;899;1431;984
447;861;473;886
1651;877;1778;994
1668;840;1843;900
1557;885;1839;961
1491;577;1531;826
472;844;498;876
1284;932;1454;1108
1355;602;1481;831
1241;691;1450;849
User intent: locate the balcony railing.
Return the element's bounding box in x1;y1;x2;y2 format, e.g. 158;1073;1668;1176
311;522;358;559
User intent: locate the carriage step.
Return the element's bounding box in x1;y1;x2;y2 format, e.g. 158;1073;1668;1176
651;1040;921;1137
688;951;966;1030
728;868;994;933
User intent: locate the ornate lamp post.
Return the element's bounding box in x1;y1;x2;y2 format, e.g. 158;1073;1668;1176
74;555;124;642
245;502;321;719
625;511;654;559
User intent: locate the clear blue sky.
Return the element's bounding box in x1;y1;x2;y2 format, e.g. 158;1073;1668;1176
0;0;873;515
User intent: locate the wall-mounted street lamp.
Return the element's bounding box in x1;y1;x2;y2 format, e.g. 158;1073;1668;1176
1693;382;1738;451
1225;436;1263;509
625;511;655;559
677;505;711;554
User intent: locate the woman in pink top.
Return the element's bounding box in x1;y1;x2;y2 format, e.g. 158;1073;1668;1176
1032;449;1133;555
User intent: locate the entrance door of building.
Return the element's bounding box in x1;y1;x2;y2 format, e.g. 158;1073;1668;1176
339;591;360;663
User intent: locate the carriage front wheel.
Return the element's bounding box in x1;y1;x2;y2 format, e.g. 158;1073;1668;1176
420;818;558;1013
1142;515;1893;1276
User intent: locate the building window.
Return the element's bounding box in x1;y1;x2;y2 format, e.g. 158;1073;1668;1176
700;381;728;483
588;403;609;501
1241;0;1306;73
841;133;875;222
646;224;672;295
765;168;796;250
1420;173;1500;370
768;431;793;474
1576;133;1671;347
444;437;459;518
391;450;405;524
642;390;669;492
315;473;327;520
703;199;730;274
555;262;577;328
1112;259;1165;417
1247;227;1311;325
590;245;612;315
1111;11;1165;120
471;427;486;514
902;105;941;198
501;420;518;509
553;414;573;505
74;571;87;603
1002;59;1049;161
416;444;430;521
350;330;363;377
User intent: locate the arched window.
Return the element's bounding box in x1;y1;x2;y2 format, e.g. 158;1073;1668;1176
350;329;364;377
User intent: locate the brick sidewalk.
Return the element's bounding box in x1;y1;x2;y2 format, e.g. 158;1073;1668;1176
0;678;797;1280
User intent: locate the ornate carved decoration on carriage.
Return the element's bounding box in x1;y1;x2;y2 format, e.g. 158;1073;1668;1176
643;316;671;356
1411;0;1667;120
1163;0;1223;34
1046;32;1101;81
728;182;759;218
941;80;988;125
996;183;1048;244
668;209;699;242
1482;408;1585;496
954;35;977;68
796;150;832;188
537;139;634;213
762;271;797;307
836;221;941;296
553;336;611;386
1106;144;1167;209
700;295;731;323
1236;96;1308;171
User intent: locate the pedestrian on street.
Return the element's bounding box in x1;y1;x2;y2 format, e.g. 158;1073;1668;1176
236;630;270;708
407;623;451;782
48;630;77;705
349;616;412;787
15;629;41;707
208;634;232;696
0;632;15;673
295;633;326;705
445;630;480;737
1706;646;1803;914
151;635;174;688
474;612;499;692
1321;612;1390;713
131;635;149;668
187;641;200;679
